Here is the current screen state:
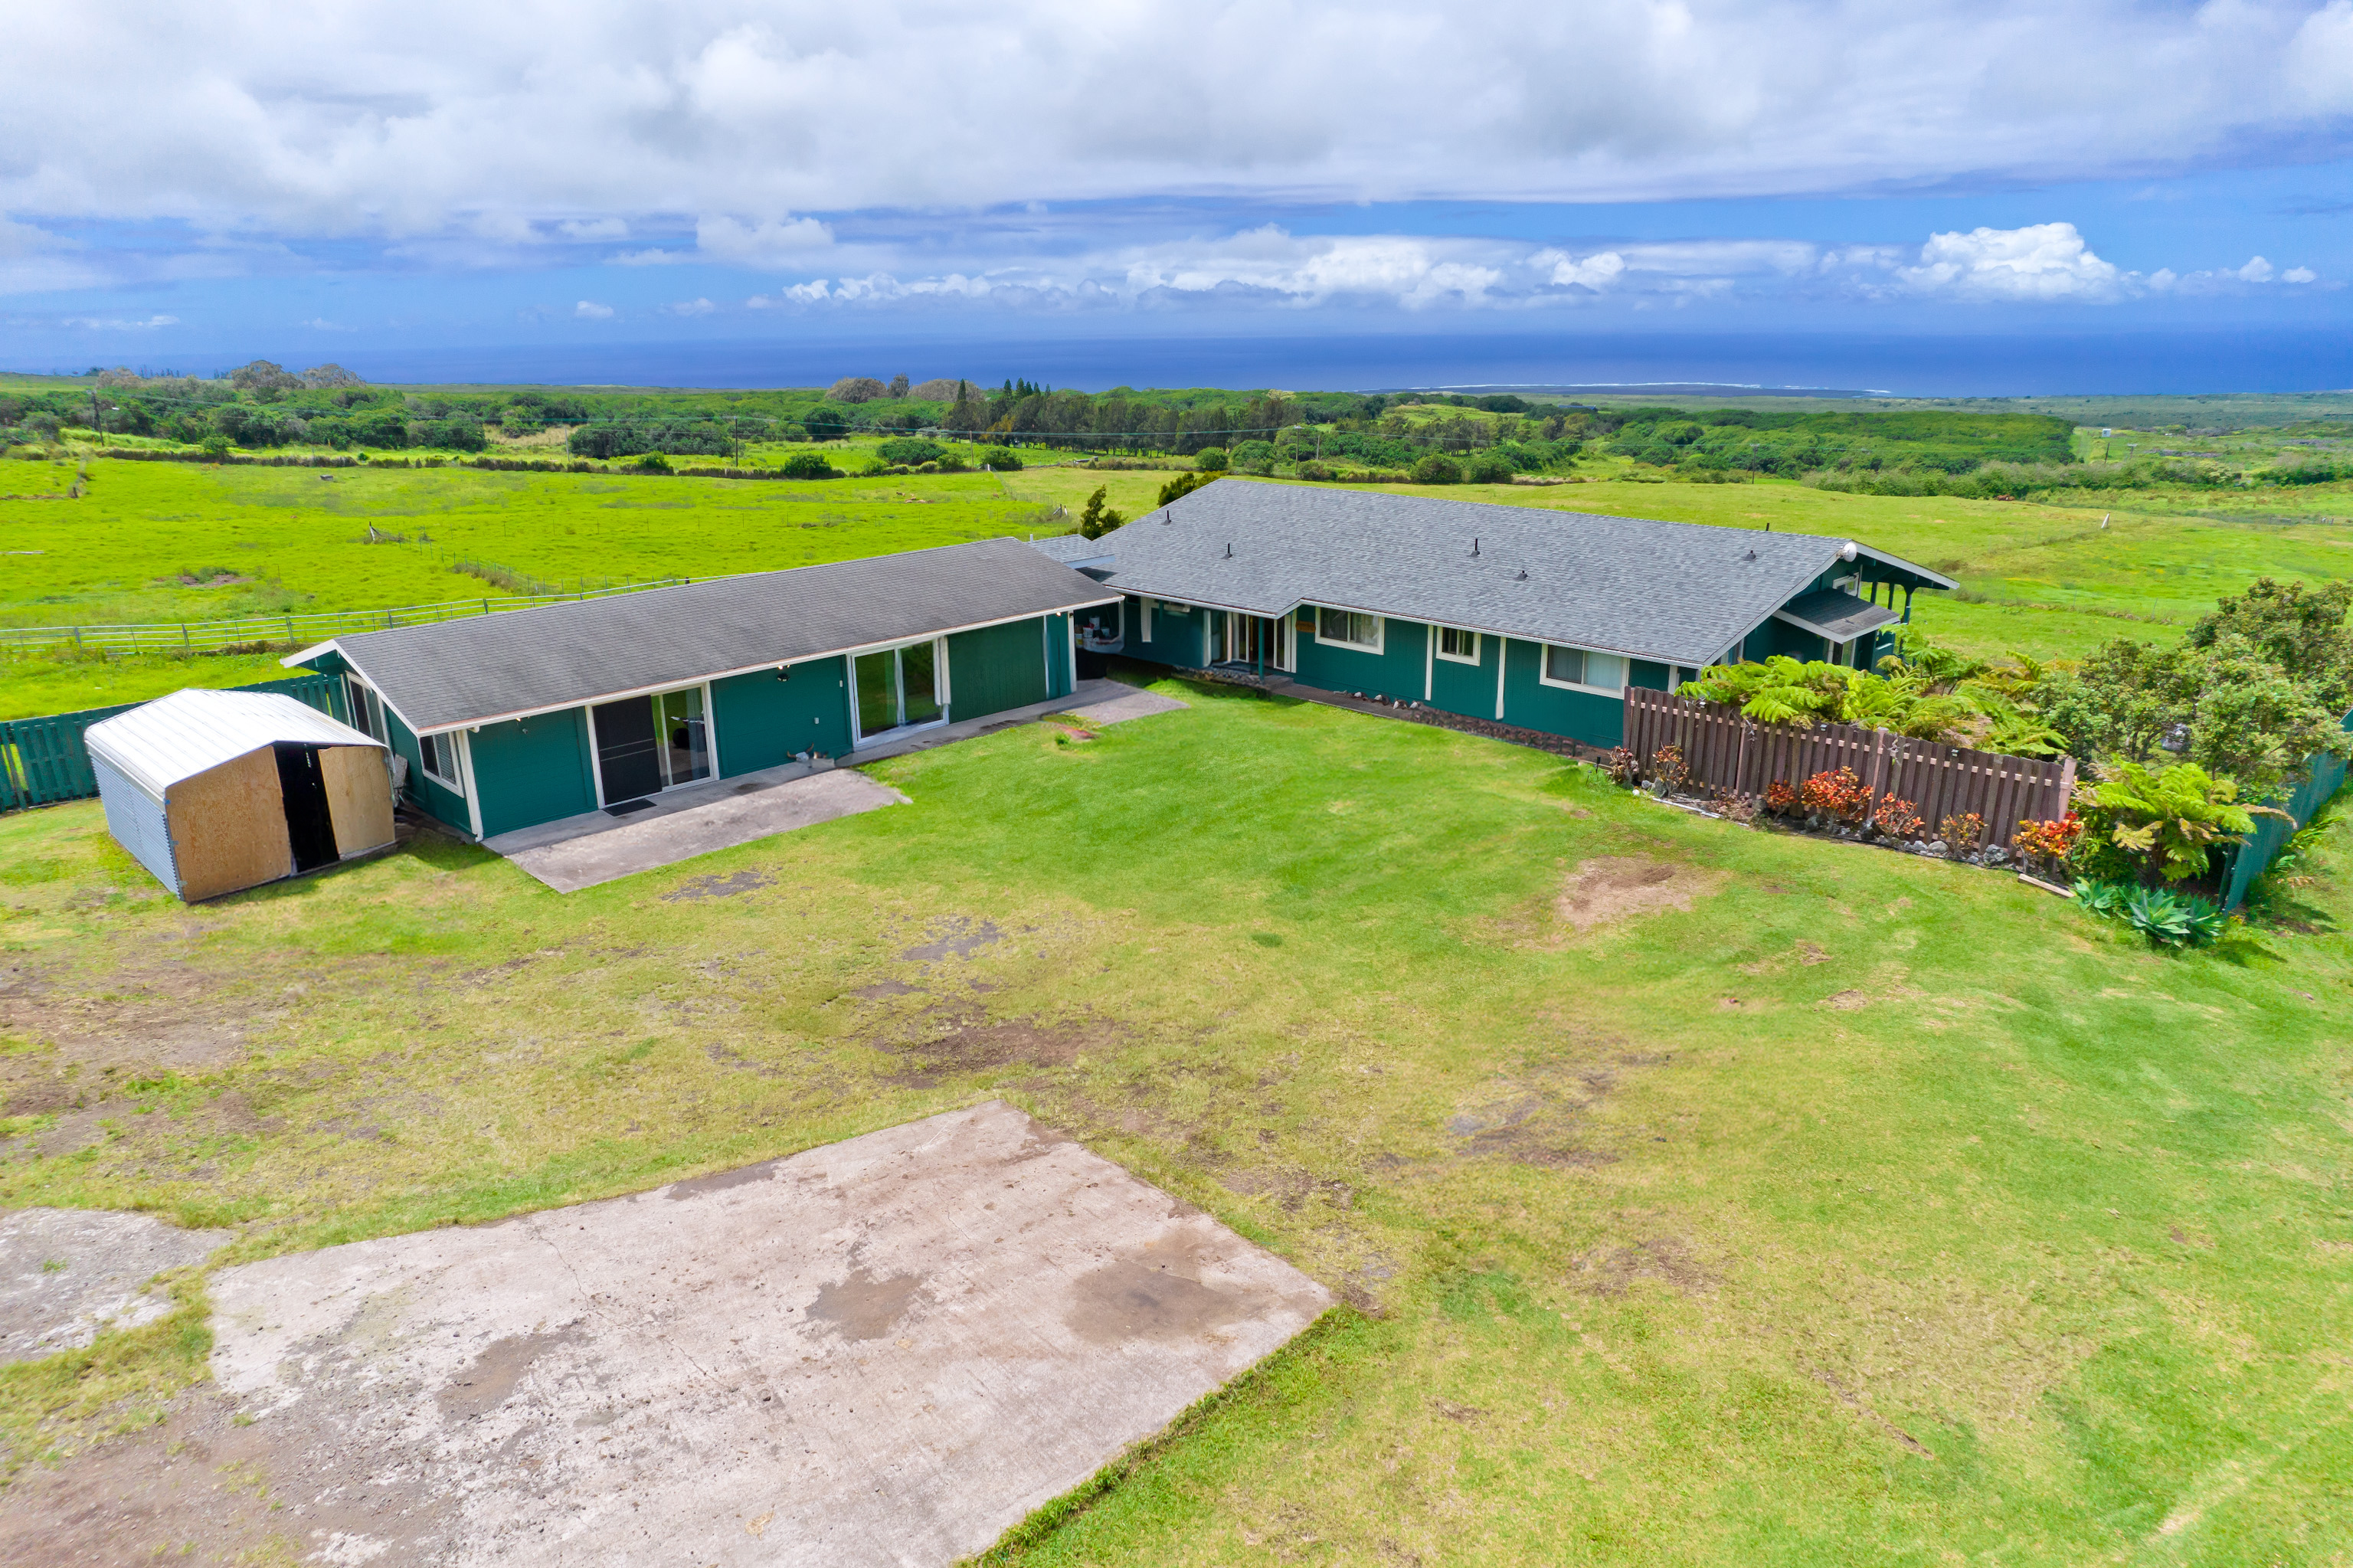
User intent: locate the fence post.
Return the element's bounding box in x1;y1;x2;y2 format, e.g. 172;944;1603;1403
2055;756;2076;821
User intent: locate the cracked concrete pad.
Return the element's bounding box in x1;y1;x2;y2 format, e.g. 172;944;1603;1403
501;768;907;893
1062;687;1190;727
206;1101;1330;1566
1;1207;228;1363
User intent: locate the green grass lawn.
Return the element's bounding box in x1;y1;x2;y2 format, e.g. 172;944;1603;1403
9;460;2353;718
2;676;2348;1562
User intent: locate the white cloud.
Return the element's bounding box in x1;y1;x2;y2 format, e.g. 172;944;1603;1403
60;313;178;329
1540;250;1626;291
660;296;715;315
1895;223;2125;302
2286;265;2319;283
0;3;2345;241
574;300;614;319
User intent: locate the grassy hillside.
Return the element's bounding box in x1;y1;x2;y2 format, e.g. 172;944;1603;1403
5;460;2352;715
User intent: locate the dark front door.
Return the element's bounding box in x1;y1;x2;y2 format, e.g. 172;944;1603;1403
593;696;663;804
273;744;339;873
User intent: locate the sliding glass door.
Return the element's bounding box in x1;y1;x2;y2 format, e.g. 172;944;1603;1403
593;683;712;805
852;640;947;744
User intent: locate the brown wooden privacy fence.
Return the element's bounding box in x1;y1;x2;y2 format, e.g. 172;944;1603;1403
1623;687;2076;850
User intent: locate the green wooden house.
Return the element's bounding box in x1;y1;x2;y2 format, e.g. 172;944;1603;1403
283;539;1116;839
1039;480;1956;750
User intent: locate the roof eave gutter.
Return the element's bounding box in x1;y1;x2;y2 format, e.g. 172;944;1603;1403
407;595;1122;735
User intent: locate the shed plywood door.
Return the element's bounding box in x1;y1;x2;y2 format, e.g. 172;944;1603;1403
319;745;396;856
165;747;293;902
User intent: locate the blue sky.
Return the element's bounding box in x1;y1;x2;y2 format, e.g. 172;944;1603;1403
4;2;2352;389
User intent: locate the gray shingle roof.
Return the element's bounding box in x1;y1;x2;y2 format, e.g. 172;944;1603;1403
319;538;1118;732
1031;480;1954;669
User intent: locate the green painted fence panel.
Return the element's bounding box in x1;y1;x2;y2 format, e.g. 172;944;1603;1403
0;673;343;813
2219;711;2353;909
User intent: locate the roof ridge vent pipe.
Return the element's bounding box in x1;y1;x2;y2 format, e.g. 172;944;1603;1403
1225;542;1232;558
1471;537;1480;556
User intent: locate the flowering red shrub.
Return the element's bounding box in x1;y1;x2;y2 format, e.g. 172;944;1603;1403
1798;767;1870;822
1764;778;1802;815
1939;812;1985;850
1876;797;1925;840
1603;746;1641;785
1650;743;1690;791
2014;812;2083;864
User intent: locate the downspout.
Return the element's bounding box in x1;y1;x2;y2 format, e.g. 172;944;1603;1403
1424;624;1434;702
1494;640;1507;722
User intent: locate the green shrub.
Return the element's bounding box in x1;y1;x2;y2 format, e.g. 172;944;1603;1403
1157;470;1216;509
1232;440;1277;473
778;450;839;480
875;437;943;466
1464;452;1515;484
1411;453;1462;485
978;446;1023;471
1193;447;1229;472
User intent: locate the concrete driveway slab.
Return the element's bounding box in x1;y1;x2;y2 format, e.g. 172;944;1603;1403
1062;687;1190;727
2;1207;228;1363
205;1101;1331;1566
499;768;906;892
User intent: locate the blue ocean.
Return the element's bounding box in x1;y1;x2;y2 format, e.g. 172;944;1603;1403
290;328;2350;398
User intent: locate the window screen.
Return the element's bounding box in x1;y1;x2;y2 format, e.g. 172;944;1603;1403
1318;608;1379;649
1438;627;1478;660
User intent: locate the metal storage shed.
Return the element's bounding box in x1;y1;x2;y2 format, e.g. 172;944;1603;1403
83;689;397;902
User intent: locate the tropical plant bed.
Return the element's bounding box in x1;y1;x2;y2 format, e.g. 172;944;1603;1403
1627;775;2063;875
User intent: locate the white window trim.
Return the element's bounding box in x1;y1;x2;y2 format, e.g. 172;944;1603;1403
853;637;951;748
417;728;463;791
1314;607;1384;654
456;731;483;839
1537;644;1631;698
584;679;721;805
1435;627;1481;665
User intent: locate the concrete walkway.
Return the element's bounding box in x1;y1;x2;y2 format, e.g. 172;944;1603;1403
484;679;1173;893
201;1102;1330;1567
496;770;908;892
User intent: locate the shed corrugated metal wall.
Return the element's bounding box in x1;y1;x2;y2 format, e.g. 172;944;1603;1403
90;755;182;896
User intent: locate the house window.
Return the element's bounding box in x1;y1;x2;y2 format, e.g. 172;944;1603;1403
1542;645;1628;693
1317;607;1382;653
1436;627;1480;663
345;676;387;742
417;730;460;789
853;638;947;742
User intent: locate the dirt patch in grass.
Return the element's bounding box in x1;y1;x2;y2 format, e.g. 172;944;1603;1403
0;961;260;1075
1567;1236;1710;1296
661;869;774;902
898;915;1006;961
1439;1056;1647;1170
885;1011;1122;1087
0;1390;298;1564
1554;857;1720;934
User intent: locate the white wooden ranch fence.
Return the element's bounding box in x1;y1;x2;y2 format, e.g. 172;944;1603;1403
1623;687;2076;850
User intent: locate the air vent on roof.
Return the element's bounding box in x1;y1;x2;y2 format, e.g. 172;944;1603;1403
1743;548;1757;561
1471;537;1480;557
1224;542;1232;558
1516;568;1527;581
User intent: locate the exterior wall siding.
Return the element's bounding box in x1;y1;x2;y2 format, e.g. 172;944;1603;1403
1425;624;1497;715
1294;611;1425;699
1497;639;1628;749
470;709;597;838
712;657;853;773
1121;598;1212;669
947;617;1051;720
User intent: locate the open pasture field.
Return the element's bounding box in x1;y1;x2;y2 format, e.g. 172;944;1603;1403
1;676;2348;1563
8;458;2353;717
